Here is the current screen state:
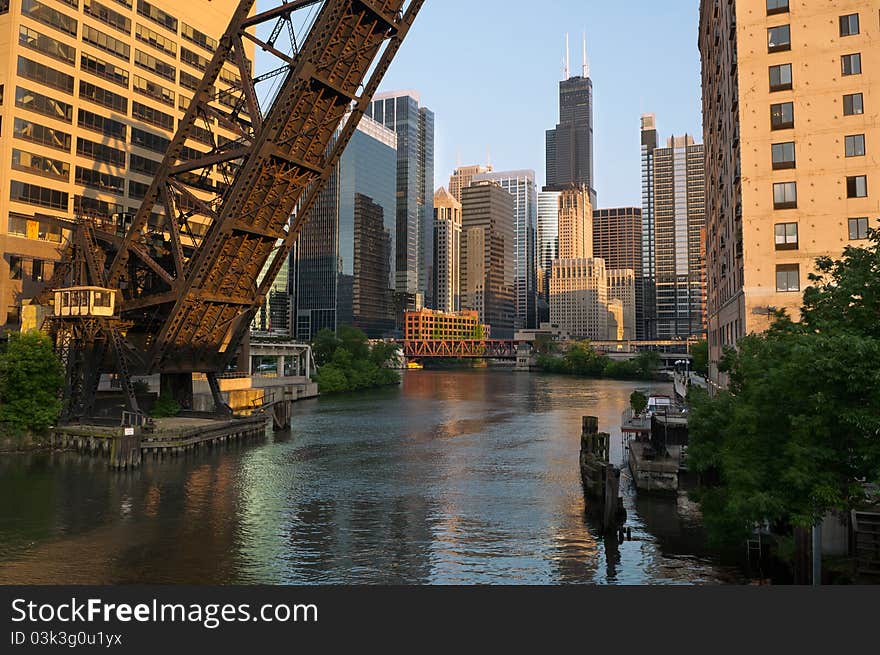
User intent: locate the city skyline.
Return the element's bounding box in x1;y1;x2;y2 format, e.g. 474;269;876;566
378;0;703;207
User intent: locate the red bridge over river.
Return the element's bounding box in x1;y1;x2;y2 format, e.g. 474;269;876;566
401;340;522;359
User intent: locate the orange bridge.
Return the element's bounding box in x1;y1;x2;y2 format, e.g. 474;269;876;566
402;340;522;359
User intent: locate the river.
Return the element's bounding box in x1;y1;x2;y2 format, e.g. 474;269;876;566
0;370;742;584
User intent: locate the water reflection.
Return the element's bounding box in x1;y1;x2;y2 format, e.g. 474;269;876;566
0;371;741;584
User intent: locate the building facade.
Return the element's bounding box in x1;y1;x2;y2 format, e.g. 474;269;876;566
404;309;486;341
652;135;706;340
639;114;659;339
367;90;435;310
594;206;642;339
557;185;593;260
550;257;607;340
472;169;538;329
0;0;251;329
537;189;561;318
292;116;398;341
546;37;596;204
460;180;515;339
699;0;879;388
606;268;636;341
448;163;492;203
433;186;461;314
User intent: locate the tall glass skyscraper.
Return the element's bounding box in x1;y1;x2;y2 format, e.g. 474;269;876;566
640;114;659;339
545;37;596;205
292;116;398;341
537;190;561;323
473;170;537;329
367;91;435;311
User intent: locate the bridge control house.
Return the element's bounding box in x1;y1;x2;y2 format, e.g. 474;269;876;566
404;309;490;341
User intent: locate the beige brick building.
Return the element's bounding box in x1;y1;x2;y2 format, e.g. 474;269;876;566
0;0;248;329
700;0;879;389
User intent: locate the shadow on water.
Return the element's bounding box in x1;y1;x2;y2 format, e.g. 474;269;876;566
0;370;742;584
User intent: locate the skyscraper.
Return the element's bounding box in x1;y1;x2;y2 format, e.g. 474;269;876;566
292;115;398;341
433;187;461;314
460;181;515;338
545;34;596;205
472;169;538;329
594;207;642;340
537;189;561;320
448;164;492;203
0;0;251;329
367;90;435;310
650;135;706;340
640;114;659;339
700;0;878;389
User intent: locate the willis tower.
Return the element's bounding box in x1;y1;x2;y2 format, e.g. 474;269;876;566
545;34;596;205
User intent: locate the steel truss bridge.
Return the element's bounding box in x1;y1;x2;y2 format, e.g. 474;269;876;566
402;340;521;360
40;0;425;422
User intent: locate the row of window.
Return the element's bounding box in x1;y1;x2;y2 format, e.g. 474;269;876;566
771;134;865;169
768;53;860;93
767;6;860;41
772;176;868;209
769;93;863;133
774;218;870;252
8;256;50;283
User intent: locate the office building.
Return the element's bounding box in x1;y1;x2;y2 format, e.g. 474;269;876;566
0;0;251;329
652;134;706;339
404;309;487;341
367;90;435;310
606;268;636;341
460;180;515;338
545;34;596;204
473;169;538;329
699;0;879;388
253;256;291;335
293;115;398;341
448;163;492;203
639;114;659;339
557;185;593;260
537;189;561;320
594;206;642;339
433;186;461;314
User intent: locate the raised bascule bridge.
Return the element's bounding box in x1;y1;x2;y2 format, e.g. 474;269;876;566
37;0;425;425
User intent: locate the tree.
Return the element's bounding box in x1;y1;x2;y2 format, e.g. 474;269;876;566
690;339;709;377
688;232;880;544
0;331;63;433
630;390;648;416
311;327;401;394
312;328;340;367
633;350;661;378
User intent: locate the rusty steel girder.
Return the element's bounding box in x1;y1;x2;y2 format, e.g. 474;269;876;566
402;340;521;359
77;0;425;376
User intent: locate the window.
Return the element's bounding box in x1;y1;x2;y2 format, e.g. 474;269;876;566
179;70;204;92
79;80;128;113
131;127;170;154
17;57;74;94
766;0;788;15
849;217;869;240
839;14;859;37
180;47;208;72
132;74;174;106
771;102;794;130
842;53;861;76
15;86;73;122
846;175;867;198
134;49;176;82
132;101;174;131
13;118;71;151
768;25;791;53
135;23;177;56
21;0;77;37
75;166;125;194
129;153;160;176
844;93;864;116
775;223;798;250
773;181;797;209
82;25;131;61
776;264;800;293
78;109;126;140
76;137;126;166
137;0;177;32
19;25;76;64
32;259;43;282
12;149;69;180
10;180;69;210
845;134;865;158
771;142;795;169
769;63;792;91
74;195;125;220
9;256;23;280
84;0;131;35
80;53;130;88
128;180;149;199
182;22;217;52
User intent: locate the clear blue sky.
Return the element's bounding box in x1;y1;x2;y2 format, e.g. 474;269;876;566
376;0;704;208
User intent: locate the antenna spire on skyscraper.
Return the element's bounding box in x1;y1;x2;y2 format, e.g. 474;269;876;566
582;31;589;78
564;33;570;80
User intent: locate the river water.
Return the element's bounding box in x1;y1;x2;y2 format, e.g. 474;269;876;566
0;371;742;584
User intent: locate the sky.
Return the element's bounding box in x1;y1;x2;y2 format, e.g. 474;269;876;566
375;0;704;208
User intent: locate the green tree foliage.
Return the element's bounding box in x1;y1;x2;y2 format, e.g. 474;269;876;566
0;331;63;433
312;326;401;394
536;341;660;381
690;340;709;377
150;396;181;418
689;233;880;544
630;390;648;416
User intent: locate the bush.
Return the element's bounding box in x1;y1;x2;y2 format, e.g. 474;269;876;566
312;326;401;395
150;395;181;418
0;331;63;433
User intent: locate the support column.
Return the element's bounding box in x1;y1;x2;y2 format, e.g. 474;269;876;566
277;355;285;378
305;349;311;379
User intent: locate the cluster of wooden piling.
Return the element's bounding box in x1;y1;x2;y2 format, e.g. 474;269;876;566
52;415;270;469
